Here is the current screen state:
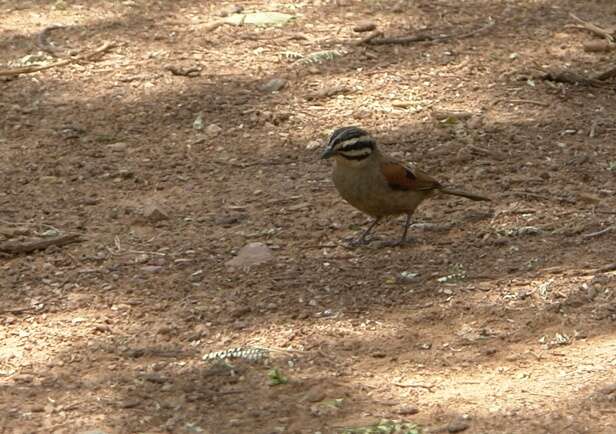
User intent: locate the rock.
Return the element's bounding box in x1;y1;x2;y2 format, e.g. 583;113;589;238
118;398;141;409
141;265;163;273
304;387;326;403
140;373;167;384
107;142;128;152
143;203;169;223
226;242;273;268
397;404;419;415
259;78;287;93
218;4;243;17
205;123;223;136
225;12;294;26
447;418;470;433
353;21;377;32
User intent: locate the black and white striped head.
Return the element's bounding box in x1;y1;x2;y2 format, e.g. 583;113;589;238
321;126;376;163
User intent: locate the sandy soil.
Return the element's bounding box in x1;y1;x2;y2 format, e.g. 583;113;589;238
1;1;615;433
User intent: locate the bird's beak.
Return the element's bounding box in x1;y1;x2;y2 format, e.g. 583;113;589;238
320;145;336;160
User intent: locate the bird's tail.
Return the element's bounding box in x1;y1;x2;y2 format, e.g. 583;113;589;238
440;188;491;202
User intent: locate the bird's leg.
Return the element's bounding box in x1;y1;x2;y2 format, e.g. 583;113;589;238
394;214;413;246
350;217;380;246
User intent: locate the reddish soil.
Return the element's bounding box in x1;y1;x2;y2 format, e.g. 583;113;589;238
1;1;615;433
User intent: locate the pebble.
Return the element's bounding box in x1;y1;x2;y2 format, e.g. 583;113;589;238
226;242;273;268
353;21;376;32
206;123;223;136
107;142;128;152
447;418;470;433
397;404;419;415
143;203;169;223
141;265;163;273
118;398;141;409
304;387;326;403
259;78;287;93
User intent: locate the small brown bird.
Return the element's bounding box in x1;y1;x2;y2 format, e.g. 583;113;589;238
321;126;491;245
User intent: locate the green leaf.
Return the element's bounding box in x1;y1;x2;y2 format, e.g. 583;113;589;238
268;368;288;386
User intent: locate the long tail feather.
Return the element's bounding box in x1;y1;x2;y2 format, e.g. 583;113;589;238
440;188;491;202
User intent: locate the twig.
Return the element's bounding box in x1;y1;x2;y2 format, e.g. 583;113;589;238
568;13;615;43
539;65;616;87
582;226;614;238
597;262;616;273
393;382;435;391
509;191;576;204
0;41;116;77
363;19;494;45
0;234;83;254
524;390;560;398
593;65;616;81
0;306;33;315
356;30;384;45
495;98;550;107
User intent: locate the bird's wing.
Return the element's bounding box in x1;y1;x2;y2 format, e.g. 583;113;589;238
380;157;442;192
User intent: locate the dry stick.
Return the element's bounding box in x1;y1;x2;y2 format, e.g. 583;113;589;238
0;306;33;315
568;13;615;42
363;19;495;45
582;226;614;238
509;191;576;204
393;382;435;391
0;41;116;77
0;234;82;254
598;263;616;273
593;64;616;81
498;99;550;107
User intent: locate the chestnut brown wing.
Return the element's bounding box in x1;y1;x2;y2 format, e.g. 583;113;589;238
380;159;442;192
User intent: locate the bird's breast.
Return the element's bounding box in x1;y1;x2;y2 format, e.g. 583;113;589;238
332;164;428;217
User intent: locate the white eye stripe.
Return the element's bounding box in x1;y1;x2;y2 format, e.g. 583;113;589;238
338;135;373;149
339;149;371;157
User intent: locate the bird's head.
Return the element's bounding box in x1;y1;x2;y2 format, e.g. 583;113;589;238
321;126;376;165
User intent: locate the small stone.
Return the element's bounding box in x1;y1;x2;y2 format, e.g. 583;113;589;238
353;21;376;32
226;242;273;268
304;387;326;403
397;404;419;415
143;203;169;223
259;78;287;93
218;4;243;17
141;265;163;273
118;398;141;408
447;418;470;433
107;142;128;152
141;373;167;384
205;123;223;136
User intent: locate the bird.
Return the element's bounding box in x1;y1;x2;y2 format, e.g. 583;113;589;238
321;126;491;246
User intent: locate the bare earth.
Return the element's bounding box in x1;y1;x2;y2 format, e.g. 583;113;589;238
1;1;615;433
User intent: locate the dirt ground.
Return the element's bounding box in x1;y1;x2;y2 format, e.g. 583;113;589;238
1;1;615;433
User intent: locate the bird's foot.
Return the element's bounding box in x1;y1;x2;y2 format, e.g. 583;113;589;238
344;235;379;248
